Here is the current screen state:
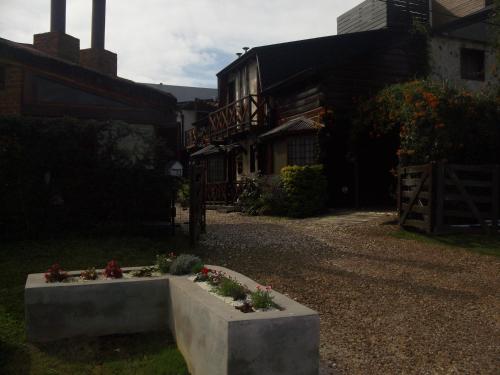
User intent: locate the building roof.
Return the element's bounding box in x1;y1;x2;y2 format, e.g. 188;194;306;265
0;37;176;106
259;117;322;140
190;144;242;158
145;84;218;103
217;28;413;91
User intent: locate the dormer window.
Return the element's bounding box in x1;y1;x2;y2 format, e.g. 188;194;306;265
460;48;485;81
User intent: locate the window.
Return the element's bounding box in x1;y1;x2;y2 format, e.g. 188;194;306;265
287;136;317;166
0;66;5;90
207;157;226;183
460;48;485;81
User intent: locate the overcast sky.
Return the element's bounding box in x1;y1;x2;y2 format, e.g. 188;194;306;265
0;0;361;88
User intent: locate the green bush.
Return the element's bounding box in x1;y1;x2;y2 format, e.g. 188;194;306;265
250;286;275;310
0;116;178;237
156;253;175;274
280;165;328;218
353;80;500;165
215;277;247;301
169;254;201;275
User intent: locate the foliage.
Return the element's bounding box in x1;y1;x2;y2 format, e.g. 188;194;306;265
215;277;248;301
250;285;275;310
103;260;123;279
177;180;190;208
156;253;176;274
0;116;177;238
280;165;328;217
353;80;500;166
190;261;204;275
44;263;68;283
131;266;157;277
80;267;98;281
237;177;265;215
169;254;201;275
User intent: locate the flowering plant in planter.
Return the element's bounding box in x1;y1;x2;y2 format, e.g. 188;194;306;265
251;285;275;310
103;260;122;279
156;252;176;274
80;267;98;280
45;263;68;283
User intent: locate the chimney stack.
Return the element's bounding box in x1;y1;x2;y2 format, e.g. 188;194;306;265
33;0;80;63
50;0;66;33
80;0;118;76
91;0;106;50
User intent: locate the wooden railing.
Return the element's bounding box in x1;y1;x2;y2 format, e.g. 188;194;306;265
205;180;247;204
209;95;267;141
398;162;499;234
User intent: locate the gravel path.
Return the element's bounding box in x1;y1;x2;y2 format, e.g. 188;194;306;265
201;210;500;375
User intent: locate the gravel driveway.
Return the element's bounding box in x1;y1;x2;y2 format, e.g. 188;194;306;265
200;210;500;375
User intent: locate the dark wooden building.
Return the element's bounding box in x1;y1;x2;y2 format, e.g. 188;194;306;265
186;28;426;205
0;0;178;154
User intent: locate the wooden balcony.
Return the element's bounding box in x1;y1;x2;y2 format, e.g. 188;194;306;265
209;95;267;140
184;95;267;149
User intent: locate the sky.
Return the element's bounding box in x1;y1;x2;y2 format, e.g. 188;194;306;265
0;0;361;88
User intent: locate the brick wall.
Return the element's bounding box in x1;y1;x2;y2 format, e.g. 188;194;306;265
80;48;117;76
33;32;80;64
0;64;24;115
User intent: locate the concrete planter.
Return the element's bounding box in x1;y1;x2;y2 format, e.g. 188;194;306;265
25;267;170;342
25;265;319;375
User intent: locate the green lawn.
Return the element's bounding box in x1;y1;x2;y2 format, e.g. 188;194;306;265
0;232;193;375
392;230;500;257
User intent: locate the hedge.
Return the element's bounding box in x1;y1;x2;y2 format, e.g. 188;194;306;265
0;116;177;237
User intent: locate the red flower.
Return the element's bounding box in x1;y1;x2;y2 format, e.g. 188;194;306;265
201;267;210;275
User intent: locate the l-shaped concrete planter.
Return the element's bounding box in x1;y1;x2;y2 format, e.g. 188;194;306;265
25;266;319;375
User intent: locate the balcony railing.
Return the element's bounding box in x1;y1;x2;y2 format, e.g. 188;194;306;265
209;95;267;140
184;95;267;149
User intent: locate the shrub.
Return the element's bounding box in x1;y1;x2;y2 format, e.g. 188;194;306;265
80;267;98;280
353;80;500;165
45;263;68;283
191;261;204;275
237;177;264;215
215;277;247;301
169;254;201;275
250;285;275;310
280;165;328;217
0;115;178;238
177;180;190;208
156;253;175;274
131;266;156;277
103;260;123;279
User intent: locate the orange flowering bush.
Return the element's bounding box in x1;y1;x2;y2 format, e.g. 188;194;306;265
354;80;500;165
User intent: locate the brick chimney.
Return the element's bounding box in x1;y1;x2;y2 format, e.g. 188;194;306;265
33;0;80;63
80;0;118;76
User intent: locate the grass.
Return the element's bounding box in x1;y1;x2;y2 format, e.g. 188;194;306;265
392;229;500;257
0;231;194;375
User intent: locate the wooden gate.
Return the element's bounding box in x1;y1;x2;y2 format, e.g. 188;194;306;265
398;162;499;234
189;163;206;245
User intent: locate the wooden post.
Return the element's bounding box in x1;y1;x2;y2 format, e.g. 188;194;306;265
492;165;499;233
434;161;445;234
397;166;402;220
426;162;434;234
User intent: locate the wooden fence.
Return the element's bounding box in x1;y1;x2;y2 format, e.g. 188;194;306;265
398;162;499;234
